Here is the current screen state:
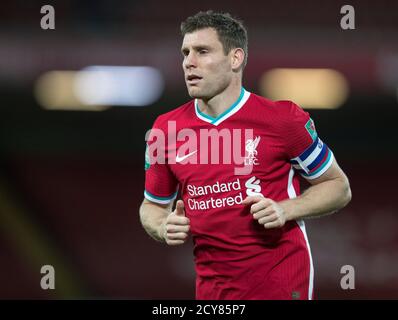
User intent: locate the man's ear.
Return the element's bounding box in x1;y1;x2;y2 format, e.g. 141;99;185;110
231;48;245;71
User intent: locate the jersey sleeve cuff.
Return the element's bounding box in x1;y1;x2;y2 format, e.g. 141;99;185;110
144;190;178;204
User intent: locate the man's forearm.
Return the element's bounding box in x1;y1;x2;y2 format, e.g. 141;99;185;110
139;202;169;242
280;178;352;221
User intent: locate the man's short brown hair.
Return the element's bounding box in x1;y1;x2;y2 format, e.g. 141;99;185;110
181;10;248;69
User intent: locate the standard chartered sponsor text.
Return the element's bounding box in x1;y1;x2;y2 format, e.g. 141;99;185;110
187;178;243;210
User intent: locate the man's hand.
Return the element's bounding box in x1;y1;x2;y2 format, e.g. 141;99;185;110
161;200;190;245
242;196;288;229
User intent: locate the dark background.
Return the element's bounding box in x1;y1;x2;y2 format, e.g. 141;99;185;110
0;0;397;299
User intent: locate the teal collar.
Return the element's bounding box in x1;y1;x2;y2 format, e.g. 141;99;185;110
194;88;250;126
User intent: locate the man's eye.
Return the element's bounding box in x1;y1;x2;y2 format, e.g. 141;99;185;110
199;50;207;54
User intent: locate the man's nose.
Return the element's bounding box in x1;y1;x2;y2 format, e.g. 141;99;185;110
184;53;197;69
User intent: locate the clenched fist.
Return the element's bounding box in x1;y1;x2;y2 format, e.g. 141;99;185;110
162;200;190;245
242;196;287;229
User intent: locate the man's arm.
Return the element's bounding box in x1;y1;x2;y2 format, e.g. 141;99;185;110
139;199;171;242
139;199;190;245
280;160;352;221
243;160;352;228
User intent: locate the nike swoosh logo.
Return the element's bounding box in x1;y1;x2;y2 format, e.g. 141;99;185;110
176;150;197;163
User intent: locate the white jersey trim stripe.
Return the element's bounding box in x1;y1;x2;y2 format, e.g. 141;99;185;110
287;166;314;300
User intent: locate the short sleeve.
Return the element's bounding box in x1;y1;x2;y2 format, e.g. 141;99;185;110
284;102;334;180
144;117;178;204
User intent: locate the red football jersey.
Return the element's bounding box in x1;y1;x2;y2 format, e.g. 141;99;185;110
144;88;334;300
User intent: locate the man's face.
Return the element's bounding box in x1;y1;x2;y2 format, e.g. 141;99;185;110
181;28;234;100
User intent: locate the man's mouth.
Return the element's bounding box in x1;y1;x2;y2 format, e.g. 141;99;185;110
186;74;202;84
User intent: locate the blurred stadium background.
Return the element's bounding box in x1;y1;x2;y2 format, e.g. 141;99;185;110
0;0;397;299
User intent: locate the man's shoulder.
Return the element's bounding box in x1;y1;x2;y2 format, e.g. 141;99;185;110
249;93;300;117
154;100;194;127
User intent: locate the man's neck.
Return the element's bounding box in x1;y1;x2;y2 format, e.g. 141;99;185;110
197;81;242;118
